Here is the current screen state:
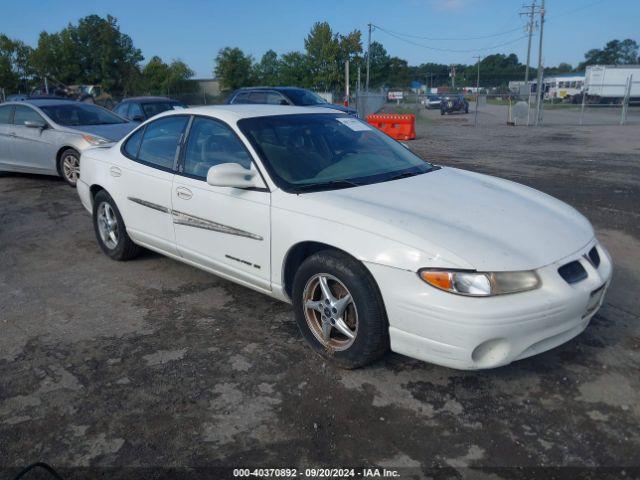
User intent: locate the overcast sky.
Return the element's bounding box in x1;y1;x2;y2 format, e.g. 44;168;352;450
1;0;638;77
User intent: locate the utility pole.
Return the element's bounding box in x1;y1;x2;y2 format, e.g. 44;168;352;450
534;0;546;126
366;23;372;92
474;56;481;127
521;0;537;85
345;60;350;106
450;64;456;89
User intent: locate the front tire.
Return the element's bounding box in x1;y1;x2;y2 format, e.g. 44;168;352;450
292;250;389;369
58;148;80;187
93;190;140;261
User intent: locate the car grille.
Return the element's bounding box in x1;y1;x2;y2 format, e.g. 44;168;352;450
588;246;600;268
558;260;588;284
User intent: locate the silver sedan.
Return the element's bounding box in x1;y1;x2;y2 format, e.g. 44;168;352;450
0;99;137;186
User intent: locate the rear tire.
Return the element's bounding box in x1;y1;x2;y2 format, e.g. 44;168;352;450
292;250;389;369
93;190;140;261
57;148;80;187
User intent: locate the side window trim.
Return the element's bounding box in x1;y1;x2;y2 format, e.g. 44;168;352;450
176;114;270;191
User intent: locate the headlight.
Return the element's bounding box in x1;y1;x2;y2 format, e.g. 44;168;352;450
82;134;110;146
418;269;540;296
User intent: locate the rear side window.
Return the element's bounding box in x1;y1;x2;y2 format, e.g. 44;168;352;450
231;92;252;104
0;105;13;124
113;103;129;117
13;105;45;125
129;102;144;119
136;116;188;170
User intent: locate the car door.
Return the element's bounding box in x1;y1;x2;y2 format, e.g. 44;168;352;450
115;115;189;255
11;105;58;173
172;116;271;291
0;104;14;168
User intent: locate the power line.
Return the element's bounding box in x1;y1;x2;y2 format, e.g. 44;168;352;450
370;24;525;42
374;26;529;53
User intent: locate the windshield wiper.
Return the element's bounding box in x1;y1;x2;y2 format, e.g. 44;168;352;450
388;171;423;181
292;179;361;193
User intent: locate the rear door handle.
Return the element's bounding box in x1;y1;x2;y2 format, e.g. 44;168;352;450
176;186;193;200
110;166;122;177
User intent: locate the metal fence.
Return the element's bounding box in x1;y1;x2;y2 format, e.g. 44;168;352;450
355;90;386;119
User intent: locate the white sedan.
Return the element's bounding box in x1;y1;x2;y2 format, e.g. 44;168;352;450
77;105;612;369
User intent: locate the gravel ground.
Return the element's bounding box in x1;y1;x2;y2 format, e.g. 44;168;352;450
1;106;639;479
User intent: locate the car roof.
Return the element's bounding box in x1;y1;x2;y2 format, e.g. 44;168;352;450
119;96;179;103
234;86;307;93
152;104;341;122
13;99;85;107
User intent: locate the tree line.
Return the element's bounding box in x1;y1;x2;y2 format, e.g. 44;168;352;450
1;14;638;97
0;15;196;96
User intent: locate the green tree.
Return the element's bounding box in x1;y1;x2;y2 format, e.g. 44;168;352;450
214;47;254;91
31;15;143;95
0;35;33;92
367;41;390;88
279;51;310;87
304;22;340;91
254;49;281;85
579;39;639;69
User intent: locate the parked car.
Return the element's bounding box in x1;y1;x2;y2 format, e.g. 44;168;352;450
423;94;441;109
77;105;611;370
440;94;469;115
113;96;188;122
227;87;357;115
0;99;137;186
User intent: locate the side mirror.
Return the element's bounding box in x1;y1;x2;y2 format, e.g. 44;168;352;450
279;99;289;106
206;163;264;189
24;120;47;129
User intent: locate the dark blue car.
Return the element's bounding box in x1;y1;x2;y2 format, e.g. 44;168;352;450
226;87;357;115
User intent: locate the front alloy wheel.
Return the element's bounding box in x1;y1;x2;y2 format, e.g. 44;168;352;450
303;273;358;351
292;250;389;368
59;149;80;187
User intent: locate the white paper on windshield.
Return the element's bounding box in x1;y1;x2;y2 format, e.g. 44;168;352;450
336;117;371;131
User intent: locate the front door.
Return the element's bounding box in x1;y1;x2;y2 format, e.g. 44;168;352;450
0;104;14;168
11;105;58;174
172;116;271;292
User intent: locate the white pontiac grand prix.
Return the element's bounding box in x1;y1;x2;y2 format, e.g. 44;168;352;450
77;105;612;370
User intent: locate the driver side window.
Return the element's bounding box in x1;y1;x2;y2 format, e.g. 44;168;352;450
182;117;253;179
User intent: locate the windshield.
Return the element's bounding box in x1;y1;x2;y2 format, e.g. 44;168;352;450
40;103;126;126
284;89;328;106
238;113;436;192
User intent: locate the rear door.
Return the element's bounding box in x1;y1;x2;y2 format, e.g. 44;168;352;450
0;104;14;168
114;115;189;255
11;105;58;173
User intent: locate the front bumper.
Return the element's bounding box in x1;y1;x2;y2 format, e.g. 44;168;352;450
366;240;612;370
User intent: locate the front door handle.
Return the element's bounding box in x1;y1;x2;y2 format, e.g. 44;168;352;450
176;186;193;200
110;166;122;177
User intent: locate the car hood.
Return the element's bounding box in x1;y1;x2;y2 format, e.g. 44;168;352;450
63;122;138;141
285;167;594;271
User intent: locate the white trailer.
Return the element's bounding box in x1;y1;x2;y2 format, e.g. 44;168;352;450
585;65;640;102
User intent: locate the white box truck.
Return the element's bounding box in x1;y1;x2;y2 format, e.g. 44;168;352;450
585;65;640;102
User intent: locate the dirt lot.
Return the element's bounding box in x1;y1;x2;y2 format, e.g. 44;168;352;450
1;107;639;479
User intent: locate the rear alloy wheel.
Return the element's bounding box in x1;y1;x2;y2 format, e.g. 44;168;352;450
92;190;140;261
59;148;80;187
292;250;389;368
